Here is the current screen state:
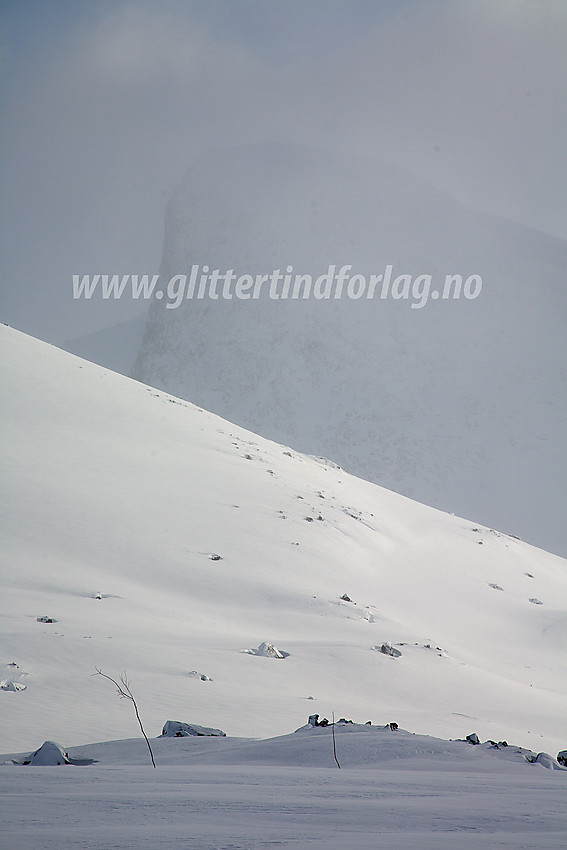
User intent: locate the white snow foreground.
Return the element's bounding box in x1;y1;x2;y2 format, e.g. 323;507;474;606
1;325;566;761
1;725;566;849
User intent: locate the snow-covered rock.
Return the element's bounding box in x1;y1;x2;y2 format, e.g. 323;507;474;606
0;681;26;692
161;721;226;738
372;642;402;658
525;752;564;770
243;642;290;659
24;741;70;765
187;670;212;681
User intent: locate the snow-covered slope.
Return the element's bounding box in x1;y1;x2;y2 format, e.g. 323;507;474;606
1;325;566;755
133;143;567;557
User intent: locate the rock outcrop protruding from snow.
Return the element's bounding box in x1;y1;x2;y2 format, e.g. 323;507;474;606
1;680;26;691
308;714;329;727
161;720;226;738
187;670;212;681
373;643;402;658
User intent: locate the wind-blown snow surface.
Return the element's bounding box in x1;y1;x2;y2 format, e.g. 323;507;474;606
2;726;566;849
133;143;567;558
1;325;566;758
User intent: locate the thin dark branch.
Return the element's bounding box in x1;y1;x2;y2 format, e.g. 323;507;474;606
331;711;341;769
94;668;131;700
94;668;156;768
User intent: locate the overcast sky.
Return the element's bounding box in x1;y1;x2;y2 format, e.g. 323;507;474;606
1;0;566;342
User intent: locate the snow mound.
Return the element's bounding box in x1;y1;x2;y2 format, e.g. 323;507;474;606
17;740;96;766
242;642;290;659
160;720;226;738
24;741;70;765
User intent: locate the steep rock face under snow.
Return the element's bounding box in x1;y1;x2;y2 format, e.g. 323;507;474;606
1;326;566;754
132;143;567;557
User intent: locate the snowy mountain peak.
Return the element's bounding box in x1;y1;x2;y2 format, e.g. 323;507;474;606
133;142;567;557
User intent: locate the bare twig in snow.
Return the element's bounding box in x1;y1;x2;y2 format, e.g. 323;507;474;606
94;668;156;768
332;711;341;769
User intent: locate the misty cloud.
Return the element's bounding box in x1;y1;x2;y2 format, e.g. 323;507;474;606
1;0;565;341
